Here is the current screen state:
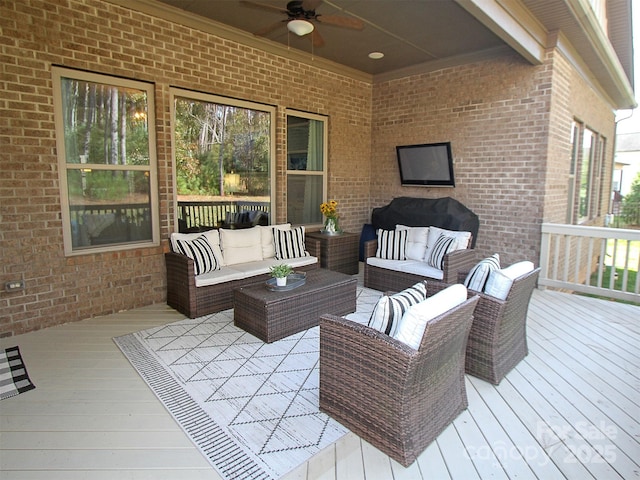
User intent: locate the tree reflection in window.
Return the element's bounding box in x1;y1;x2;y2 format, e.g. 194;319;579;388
53;67;158;254
172;90;274;231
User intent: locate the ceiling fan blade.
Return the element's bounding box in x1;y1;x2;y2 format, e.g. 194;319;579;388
239;0;289;15
310;28;325;47
316;14;364;30
253;20;286;36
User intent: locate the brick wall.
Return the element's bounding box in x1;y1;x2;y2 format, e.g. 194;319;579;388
543;49;616;284
0;0;618;336
370;49;615;266
0;0;372;336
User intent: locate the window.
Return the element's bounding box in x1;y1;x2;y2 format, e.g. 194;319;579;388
52;67;159;255
595;136;606;218
579;128;595;221
568;121;605;224
286;110;328;225
566;122;579;223
171;89;275;231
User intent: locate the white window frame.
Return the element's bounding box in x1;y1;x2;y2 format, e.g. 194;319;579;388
569;120;605;225
285;109;328;227
52;67;160;256
169;88;277;229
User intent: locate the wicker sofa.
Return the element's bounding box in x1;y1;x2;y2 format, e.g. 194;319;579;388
165;224;319;318
364;197;479;291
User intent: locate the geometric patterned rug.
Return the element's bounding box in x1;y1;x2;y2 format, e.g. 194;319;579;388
113;308;352;480
0;346;36;401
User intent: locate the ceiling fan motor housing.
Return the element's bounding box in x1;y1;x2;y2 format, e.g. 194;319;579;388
287;1;316;19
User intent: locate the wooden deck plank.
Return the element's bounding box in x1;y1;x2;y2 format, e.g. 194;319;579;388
416;440;452;479
0;431;195;449
465;377;545;480
360;441;394;480
451;409;510;480
527;310;640;433
525;324;640;420
334;433;366;480
0;414;184;432
0;449;212;470
456;379;544;480
0;471;218;480
513;359;635;479
305;441;336;480
436;424;482;480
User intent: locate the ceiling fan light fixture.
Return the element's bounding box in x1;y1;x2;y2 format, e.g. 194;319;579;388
287;19;314;36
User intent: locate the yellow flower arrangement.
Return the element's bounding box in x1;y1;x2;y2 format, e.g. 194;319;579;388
320;200;341;234
320;200;339;219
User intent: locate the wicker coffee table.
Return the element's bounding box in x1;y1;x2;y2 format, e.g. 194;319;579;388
233;268;357;343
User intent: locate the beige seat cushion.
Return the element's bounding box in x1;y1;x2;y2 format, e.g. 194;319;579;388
219;227;263;265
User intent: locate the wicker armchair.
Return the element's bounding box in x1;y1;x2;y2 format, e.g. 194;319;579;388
319;283;480;467
433;267;541;384
465;267;540;384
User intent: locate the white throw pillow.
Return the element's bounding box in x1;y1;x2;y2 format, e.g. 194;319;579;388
464;253;500;291
393;284;468;350
170;231;203;252
171;229;224;267
395;225;429;261
274;226;309;260
425;227;471;259
258;223;291;259
368;282;427;337
484;260;535;300
376;229;407;260
173;235;222;275
425;234;457;269
219;227;263;265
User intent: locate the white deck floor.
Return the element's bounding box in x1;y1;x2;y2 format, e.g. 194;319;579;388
1;270;639;480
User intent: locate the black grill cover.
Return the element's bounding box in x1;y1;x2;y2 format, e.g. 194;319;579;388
371;197;479;248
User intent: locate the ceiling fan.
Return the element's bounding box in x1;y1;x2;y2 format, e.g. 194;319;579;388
239;0;364;47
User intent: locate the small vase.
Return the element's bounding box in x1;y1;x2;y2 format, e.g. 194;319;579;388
323;217;339;235
276;276;287;287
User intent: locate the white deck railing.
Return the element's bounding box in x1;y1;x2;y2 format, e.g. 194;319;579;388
539;223;640;303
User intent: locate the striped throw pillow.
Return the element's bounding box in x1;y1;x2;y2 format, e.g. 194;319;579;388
426;234;457;269
464;254;500;291
375;229;407;260
274;226;309;260
175;235;222;275
368;282;427;336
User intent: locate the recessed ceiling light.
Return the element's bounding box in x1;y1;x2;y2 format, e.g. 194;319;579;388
368;51;384;60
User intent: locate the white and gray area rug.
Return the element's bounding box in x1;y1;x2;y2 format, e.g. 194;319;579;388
114;286;381;480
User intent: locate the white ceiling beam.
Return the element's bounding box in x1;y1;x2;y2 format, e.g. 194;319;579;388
563;0;636;108
454;0;547;65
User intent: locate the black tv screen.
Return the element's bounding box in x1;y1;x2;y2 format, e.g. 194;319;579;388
396;142;455;187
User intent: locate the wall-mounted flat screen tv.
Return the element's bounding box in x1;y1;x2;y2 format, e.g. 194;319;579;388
396;142;455;187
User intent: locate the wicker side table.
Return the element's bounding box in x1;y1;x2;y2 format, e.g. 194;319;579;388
305;231;360;275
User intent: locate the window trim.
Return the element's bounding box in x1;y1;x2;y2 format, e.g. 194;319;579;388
568;120;605;225
579;127;595;223
169;88;277;229
285;109;328;227
52;67;160;256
